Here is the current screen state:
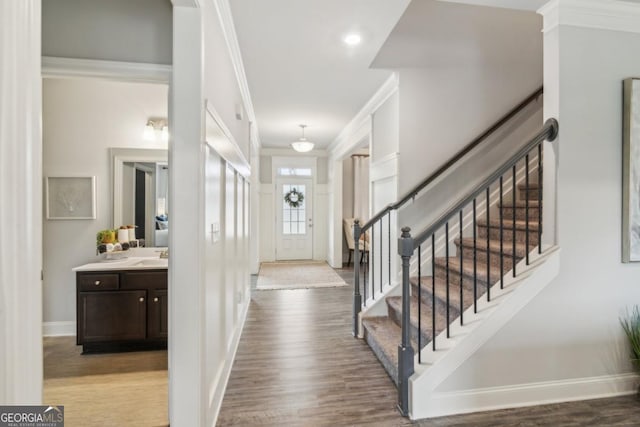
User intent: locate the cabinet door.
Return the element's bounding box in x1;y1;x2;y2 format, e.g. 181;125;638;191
148;289;168;339
78;290;147;343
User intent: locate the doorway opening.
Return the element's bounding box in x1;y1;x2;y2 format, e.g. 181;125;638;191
274;165;314;261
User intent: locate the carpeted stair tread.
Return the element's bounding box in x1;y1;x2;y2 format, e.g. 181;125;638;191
362;317;401;385
518;182;539;190
435;257;500;282
456;237;530;258
386;296;441;348
499;200;540;208
477;218;540;231
410;275;475;318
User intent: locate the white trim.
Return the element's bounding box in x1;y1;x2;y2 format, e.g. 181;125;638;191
171;0;200;7
213;0;260;151
205;100;251;178
539;0;640;34
42;56;171;83
208;295;249;426
43;321;75;337
415;372;637;419
328;73;399;159
370;152;399;183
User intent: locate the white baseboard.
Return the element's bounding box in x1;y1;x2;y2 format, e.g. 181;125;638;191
412;373;638;419
43;321;75;337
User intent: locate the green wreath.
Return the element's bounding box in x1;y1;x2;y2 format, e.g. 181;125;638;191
284;188;304;208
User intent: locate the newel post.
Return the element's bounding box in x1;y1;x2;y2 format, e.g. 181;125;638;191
353;219;362;337
397;227;415;416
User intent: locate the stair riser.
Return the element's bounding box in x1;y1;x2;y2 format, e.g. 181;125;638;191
478;226;539;246
519;187;540;200
409;282;462;322
386;303;432;351
458;246;518;271
363;327;398;386
500;206;541;221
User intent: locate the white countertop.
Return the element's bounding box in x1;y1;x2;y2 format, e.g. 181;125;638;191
73;256;168;272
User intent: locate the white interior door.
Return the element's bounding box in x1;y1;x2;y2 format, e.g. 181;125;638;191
276;178;313;260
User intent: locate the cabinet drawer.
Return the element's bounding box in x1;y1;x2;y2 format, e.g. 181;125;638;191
121;271;167;290
78;273;119;291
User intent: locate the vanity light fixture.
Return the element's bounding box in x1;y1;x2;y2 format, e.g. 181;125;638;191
143;119;169;143
291;124;315;153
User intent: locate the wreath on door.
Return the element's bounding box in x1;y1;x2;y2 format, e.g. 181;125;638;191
284;188;304;208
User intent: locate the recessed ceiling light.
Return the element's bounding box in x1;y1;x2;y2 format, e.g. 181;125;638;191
344;33;362;46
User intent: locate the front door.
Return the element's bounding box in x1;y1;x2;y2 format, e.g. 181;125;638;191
276;178;313;260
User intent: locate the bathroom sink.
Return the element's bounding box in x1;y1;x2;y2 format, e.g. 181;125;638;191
134;258;168;267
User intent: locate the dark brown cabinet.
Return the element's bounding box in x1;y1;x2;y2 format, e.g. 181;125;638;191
76;269;167;353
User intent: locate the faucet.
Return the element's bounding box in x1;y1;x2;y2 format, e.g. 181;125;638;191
159;249;169;259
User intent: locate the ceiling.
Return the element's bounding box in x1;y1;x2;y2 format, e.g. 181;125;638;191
372;0;543;69
229;0;410;149
229;0;548;150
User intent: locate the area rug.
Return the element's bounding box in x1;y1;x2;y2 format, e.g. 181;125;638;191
256;261;348;290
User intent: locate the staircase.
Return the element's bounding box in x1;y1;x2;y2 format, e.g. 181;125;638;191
361;182;541;386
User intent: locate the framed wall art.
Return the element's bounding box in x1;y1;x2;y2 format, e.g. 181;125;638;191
46;176;96;220
623;78;640;262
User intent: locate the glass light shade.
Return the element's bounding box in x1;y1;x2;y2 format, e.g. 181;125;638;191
291;138;314;153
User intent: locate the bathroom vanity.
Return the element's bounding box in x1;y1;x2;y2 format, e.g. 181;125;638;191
73;257;168;353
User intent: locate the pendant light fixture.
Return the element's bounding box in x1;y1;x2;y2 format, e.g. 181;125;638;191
291;124;315;153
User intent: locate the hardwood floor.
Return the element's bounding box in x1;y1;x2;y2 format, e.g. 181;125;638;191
43;336;168;427
218;267;640;426
43;267;640;426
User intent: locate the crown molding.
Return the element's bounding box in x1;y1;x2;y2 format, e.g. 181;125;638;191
171;0;200;7
42;56;172;83
328;72;399;160
214;0;260;151
539;0;640;34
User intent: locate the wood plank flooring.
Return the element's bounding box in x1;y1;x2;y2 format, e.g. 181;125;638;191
218;267;640;426
43;336;168;427
43;267;640;426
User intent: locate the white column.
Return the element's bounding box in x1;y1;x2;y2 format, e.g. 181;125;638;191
169;5;205;426
0;0;43;404
539;2;560;248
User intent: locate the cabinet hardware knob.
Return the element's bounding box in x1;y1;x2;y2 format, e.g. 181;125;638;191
153;297;159;302
139;297;145;302
94;280;101;285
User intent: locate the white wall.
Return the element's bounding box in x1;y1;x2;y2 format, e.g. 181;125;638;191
42;78;168;327
398;63;542;196
42;0;172;64
202;0;250;160
437;3;640;404
171;2;253;424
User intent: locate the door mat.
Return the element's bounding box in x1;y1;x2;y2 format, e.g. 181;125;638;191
256;261;348;290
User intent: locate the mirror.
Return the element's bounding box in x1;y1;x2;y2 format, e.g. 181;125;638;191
112;148;168;247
